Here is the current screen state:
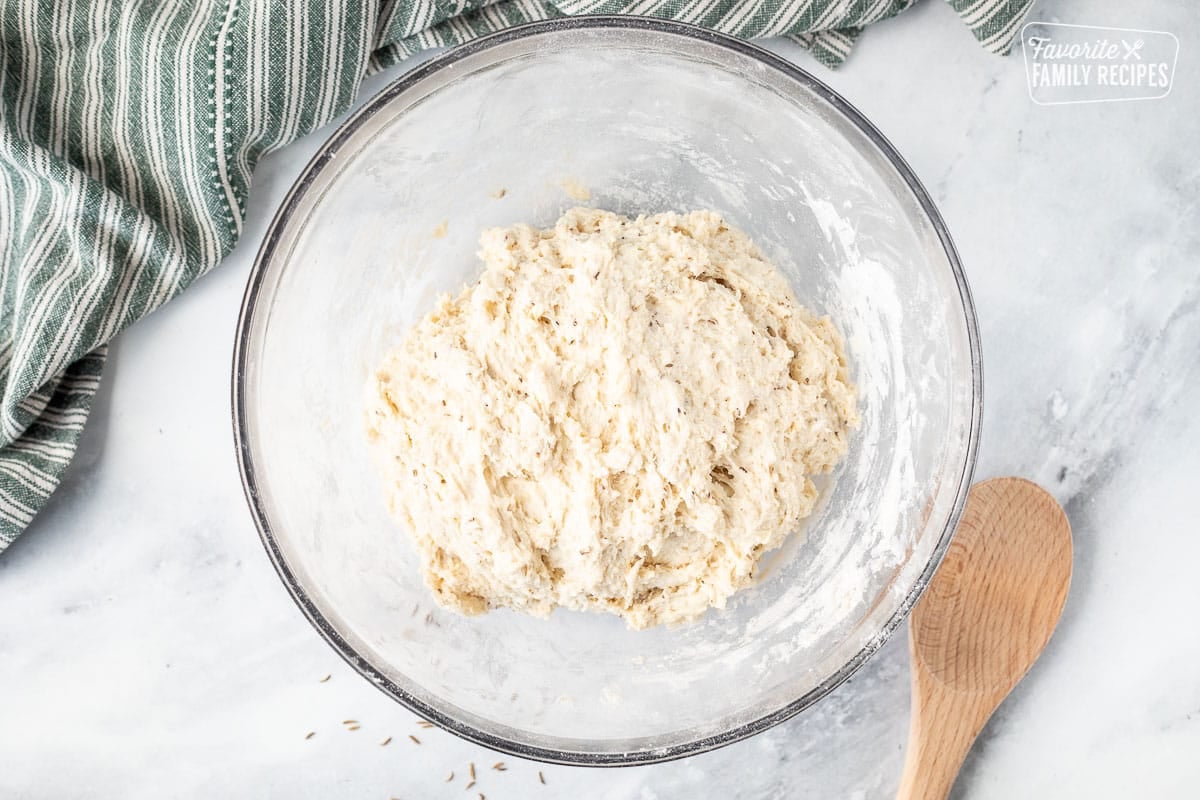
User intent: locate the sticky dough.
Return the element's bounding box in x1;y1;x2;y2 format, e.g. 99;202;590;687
365;208;858;629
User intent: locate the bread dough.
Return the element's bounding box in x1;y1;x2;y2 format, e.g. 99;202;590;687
365;208;858;629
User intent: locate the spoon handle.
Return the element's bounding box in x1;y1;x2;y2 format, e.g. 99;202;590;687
896;643;1002;800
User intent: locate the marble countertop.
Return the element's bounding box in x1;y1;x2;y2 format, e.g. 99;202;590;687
3;1;1198;797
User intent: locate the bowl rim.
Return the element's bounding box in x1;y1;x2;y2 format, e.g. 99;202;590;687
231;15;983;767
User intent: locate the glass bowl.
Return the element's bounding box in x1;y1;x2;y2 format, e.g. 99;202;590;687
233;17;981;766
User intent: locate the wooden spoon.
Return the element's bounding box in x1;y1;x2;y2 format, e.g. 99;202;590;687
897;477;1072;800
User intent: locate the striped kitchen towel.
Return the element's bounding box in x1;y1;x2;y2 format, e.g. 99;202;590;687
0;0;1032;550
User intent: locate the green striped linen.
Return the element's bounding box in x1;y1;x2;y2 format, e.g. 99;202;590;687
0;0;1031;549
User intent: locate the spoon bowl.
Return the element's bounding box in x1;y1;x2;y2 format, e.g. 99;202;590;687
898;477;1072;799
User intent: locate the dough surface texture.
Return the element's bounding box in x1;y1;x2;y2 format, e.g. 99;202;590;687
365;208;858;629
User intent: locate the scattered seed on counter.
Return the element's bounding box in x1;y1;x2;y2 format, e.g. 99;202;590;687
319;674;331;683
304;731;315;740
538;771;546;785
408;735;421;745
379;736;392;746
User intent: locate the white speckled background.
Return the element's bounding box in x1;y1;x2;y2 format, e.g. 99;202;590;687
2;0;1198;797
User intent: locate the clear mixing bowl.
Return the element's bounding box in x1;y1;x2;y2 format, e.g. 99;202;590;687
233;17;981;765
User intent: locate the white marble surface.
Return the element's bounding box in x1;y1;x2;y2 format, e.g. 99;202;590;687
3;1;1198;797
